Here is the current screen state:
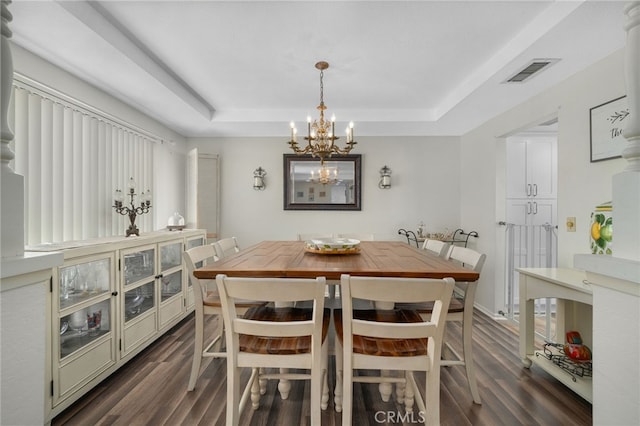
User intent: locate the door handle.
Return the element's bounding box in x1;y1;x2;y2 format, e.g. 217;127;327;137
533;184;538;197
527;202;532;214
533;202;538;214
527;184;532;196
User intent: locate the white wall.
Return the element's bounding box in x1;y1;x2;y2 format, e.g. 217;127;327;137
188;136;462;247
11;43;188;231
461;49;626;316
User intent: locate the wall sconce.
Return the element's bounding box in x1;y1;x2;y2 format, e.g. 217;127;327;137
113;177;152;237
253;167;267;190
379;165;392;189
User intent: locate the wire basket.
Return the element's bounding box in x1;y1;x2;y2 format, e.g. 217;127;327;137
537;342;593;382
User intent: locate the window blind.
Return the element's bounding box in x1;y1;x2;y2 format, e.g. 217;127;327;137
9;75;155;246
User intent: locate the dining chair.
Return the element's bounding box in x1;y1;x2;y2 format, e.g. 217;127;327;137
421;238;451;257
335;233;375;241
183;245;264;391
397;245;486;404
334;274;454;426
213;236;240;259
216;274;331;426
297;233;334;241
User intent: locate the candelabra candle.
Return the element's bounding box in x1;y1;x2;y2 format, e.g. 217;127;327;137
113;177;152;236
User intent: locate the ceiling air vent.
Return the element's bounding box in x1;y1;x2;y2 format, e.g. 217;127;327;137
503;59;560;83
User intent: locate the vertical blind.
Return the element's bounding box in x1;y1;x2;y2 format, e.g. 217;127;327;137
9;76;156;246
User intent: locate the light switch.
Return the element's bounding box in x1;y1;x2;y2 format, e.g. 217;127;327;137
566;217;576;232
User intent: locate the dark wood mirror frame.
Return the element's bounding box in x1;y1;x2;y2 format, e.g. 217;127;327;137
283;154;361;211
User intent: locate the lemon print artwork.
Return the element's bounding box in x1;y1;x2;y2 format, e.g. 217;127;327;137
590;202;613;255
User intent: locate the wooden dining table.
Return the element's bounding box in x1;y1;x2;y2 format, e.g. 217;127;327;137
193;240;479;282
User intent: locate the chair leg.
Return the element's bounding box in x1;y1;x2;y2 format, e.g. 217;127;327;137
278;369;291;399
403;372;414;412
311;355;322;425
258;367;267;395
378;371;393;402
227;364;241;426
462;315;482;404
424;369;440;426
396;374;406;404
188;310;207;391
321;340;329;410
341;344;353;426
334;340;343;412
251;369;261;409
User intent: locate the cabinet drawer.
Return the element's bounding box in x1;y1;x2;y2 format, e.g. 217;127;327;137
160;294;183;328
57;338;115;402
123;312;157;355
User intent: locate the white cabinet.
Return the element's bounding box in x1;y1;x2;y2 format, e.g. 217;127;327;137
506;136;557;199
32;229;206;421
506;135;557;227
506;198;556;226
54;254;117;407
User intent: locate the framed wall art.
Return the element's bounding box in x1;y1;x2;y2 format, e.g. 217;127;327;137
590;96;629;162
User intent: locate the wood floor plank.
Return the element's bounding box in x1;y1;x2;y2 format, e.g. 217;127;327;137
52;309;592;425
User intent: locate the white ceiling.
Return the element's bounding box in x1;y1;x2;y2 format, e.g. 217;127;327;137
8;0;628;138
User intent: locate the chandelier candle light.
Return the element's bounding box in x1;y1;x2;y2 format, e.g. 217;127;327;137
288;61;356;164
113;177;152;237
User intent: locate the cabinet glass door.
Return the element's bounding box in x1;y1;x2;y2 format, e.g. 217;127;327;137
160;270;182;302
59;299;111;359
123;248;155;286
124;281;155;322
160;241;182;271
60;258;111;310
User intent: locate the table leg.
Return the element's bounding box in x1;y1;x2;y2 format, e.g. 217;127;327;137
519;277;534;368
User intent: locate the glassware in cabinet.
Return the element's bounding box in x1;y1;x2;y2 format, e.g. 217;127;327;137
124;281;155;323
160;240;182;271
59;258;111;310
59;299;111;359
123;247;155;286
160;270;182;302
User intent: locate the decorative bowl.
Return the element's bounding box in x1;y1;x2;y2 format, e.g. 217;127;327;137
304;238;361;254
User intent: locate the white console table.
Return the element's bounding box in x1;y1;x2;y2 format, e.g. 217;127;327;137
518;268;592;402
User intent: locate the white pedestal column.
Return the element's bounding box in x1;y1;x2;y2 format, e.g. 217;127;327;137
613;2;640;261
574;3;640;425
1;0;25;258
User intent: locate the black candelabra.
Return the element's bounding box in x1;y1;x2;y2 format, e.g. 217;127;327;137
113;178;152;237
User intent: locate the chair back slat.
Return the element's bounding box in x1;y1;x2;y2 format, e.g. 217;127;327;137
447;246;486;272
421;239;450;257
352;319;438;339
234;318;317;337
344;275;451;305
216;276;326;304
214;237;240;259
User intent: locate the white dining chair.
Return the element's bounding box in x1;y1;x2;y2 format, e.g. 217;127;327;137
216;274;330;425
333;274;454;426
421;238;451;257
335;233;375;241
297;233;334;241
397;245;486;404
183;245;264;391
213;236;240;259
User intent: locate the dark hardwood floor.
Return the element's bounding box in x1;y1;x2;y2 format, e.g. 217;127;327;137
52;309;592;425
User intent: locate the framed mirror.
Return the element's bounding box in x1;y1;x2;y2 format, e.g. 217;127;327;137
284;154;361;210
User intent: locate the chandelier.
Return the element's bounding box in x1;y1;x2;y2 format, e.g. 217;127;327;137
287;61;356;164
308;165;339;185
